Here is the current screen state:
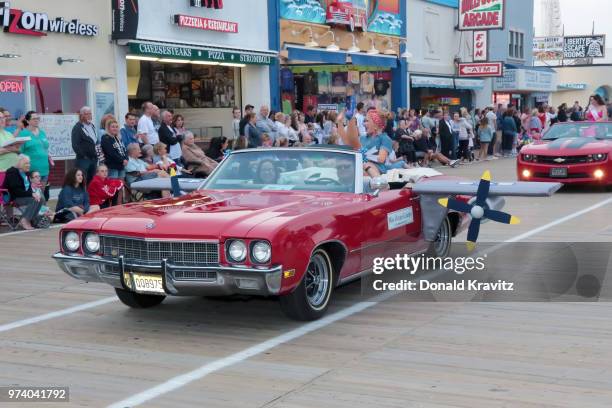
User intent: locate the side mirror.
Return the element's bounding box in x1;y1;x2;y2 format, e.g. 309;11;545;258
369;176;389;197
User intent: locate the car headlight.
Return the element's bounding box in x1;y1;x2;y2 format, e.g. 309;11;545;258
592;153;607;161
64;231;80;252
251;241;271;264
522;154;536;162
227;240;247;263
84;232;100;253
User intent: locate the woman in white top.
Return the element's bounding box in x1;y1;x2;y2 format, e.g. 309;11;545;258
452;112;473;163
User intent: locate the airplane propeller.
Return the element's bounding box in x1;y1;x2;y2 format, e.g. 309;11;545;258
438;170;520;251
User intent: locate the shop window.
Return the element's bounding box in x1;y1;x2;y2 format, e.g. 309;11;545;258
29;77;88;114
509;30;525;60
0;75;27;118
132;61;237;110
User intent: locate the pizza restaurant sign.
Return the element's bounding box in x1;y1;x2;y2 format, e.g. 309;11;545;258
130;42;272;65
174;14;238;33
0;1;99;37
458;0;504;31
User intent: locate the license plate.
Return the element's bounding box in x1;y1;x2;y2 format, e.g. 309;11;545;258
550;167;568;178
132;274;165;295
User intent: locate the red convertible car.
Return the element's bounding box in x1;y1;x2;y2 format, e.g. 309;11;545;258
518;122;612;187
54;148;559;320
326;1;368;32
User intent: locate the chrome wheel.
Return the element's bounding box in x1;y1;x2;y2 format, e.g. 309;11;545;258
428;217;452;258
305;252;331;310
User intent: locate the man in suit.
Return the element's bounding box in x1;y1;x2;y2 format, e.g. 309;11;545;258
158;110;182;162
71;106;98;184
436;110;455;161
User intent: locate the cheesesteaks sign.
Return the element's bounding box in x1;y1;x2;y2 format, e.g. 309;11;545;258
129;42;272;65
458;0;504;31
0;1;99;37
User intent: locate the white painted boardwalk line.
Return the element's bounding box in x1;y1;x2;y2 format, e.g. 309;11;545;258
107;196;612;407
0;297;117;333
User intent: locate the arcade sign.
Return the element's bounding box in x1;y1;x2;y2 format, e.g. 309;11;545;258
473;30;488;61
458;0;505;31
0;1;99;37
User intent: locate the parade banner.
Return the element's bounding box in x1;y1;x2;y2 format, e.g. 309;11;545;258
40;114;79;160
458;0;505;31
533;36;563;61
563;35;605;59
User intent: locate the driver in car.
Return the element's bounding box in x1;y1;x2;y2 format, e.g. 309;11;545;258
255;159;279;185
336;157;355;189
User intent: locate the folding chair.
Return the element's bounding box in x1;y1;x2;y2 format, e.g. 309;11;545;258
0;171;21;230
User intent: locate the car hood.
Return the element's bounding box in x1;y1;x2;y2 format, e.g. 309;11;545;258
523;137;612;155
72;190;354;239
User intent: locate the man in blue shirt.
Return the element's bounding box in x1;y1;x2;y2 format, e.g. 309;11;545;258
120;113;140;147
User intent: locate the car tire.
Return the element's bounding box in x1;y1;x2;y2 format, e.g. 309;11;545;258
280;249;335;321
115;288;166;308
426;216;452;258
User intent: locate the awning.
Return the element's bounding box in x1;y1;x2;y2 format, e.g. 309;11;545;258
454;78;485;90
505;63;556;73
128;41;276;65
350;53;397;68
411;76;454;88
286;45;347;64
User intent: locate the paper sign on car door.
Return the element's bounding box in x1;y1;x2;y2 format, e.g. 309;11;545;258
387;207;414;230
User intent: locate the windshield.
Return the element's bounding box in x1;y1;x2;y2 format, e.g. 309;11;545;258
543;123;612;140
201;149;357;193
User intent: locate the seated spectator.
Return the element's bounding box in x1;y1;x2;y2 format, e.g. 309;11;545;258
154;142;190;176
124;144;170;198
88;165;124;209
275;136;289;147
327;133;340;145
302;133;315;146
141;144;155;165
180;132;217;177
261;133;273;147
30;170;53;222
233;135;248;151
4;155;43;230
414;129;458;168
54;167;100;223
206;136;228;162
100;119;128;180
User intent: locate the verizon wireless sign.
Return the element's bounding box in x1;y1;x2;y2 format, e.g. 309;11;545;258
459;0;505;31
458;62;503;77
0;1;99;37
174;14;238;33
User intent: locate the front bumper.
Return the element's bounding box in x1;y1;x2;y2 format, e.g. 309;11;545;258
517;161;611;185
53;252;283;296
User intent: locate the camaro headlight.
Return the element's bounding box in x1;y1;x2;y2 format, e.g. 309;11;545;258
227;240;247;263
522;154;536;162
64;231;80;252
592;153;607;161
251;241;271;263
84;232;100;253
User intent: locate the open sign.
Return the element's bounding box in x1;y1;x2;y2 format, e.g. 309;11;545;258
0;80;24;93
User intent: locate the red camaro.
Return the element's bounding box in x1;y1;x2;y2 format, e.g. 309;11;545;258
518;122;612;186
54;148;558;320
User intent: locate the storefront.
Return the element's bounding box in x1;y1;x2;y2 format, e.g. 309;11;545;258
409;76;483;112
275;0;407;115
493;64;557;110
0;0;116;186
111;0;277;140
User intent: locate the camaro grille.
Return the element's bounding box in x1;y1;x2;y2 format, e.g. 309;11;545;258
535;155;589;164
101;236;219;265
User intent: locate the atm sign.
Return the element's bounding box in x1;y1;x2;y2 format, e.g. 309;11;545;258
0;79;23;93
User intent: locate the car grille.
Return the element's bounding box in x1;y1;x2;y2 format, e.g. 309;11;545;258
535;155;589;164
100;236;219;266
173;270;217;281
